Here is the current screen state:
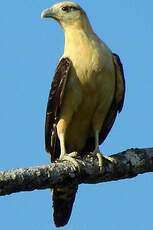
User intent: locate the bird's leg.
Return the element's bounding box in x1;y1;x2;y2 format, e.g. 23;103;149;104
56;91;81;170
91;131;116;171
91;130;103;170
58;132;79;170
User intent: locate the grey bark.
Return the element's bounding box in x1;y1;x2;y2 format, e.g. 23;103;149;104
0;147;153;196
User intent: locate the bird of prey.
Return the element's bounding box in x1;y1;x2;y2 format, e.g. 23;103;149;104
41;1;125;227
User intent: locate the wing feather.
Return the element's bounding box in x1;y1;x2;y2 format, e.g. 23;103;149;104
99;53;125;144
113;53;125;112
45;57;72;162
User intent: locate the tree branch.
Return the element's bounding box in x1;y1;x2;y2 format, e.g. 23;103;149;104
0;147;153;196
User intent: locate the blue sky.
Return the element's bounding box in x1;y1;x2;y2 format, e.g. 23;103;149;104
1;0;153;229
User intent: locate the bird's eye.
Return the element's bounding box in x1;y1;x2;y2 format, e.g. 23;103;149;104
62;6;71;12
61;6;78;13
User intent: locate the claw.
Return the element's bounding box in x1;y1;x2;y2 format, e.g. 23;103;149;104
96;152;103;171
59;152;80;172
89;150;116;172
90;130;116;172
102;155;116;163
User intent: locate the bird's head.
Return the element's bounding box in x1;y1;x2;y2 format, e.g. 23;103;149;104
41;1;90;31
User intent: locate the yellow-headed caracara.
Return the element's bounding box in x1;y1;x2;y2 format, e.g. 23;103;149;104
41;1;125;227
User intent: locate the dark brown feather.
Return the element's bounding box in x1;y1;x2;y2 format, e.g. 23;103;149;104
98;53;125;144
53;184;78;227
112;53;125;112
45;57;78;227
45;57;72;162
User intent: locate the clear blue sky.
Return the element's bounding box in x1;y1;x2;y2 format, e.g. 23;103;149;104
1;0;153;229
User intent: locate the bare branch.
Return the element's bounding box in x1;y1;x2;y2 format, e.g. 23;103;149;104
0;147;153;196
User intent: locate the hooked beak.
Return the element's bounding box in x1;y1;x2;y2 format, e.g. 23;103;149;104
41;8;55;19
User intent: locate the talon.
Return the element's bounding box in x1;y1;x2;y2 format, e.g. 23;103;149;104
87;152;94;158
96;152;103;171
88;150;103;172
90;149;116;172
68;151;78;158
103;155;116;163
60;152;80;172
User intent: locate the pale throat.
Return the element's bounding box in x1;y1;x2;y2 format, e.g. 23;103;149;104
63;20;94;55
62;20;101;84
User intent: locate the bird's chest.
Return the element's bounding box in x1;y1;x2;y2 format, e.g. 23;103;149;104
70;47;103;92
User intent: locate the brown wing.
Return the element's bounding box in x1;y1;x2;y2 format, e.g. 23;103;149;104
99;53;125;144
81;53;125;154
45;57;72;162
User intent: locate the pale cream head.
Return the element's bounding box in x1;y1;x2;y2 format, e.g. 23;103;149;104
41;1;92;32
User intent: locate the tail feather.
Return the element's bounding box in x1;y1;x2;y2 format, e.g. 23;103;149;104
52;184;78;227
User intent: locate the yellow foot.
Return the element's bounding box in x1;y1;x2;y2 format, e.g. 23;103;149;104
88;152;116;172
102;155;116;163
59;152;80;171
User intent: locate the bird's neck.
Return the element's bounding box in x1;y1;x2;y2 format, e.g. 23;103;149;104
63;19;95;54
